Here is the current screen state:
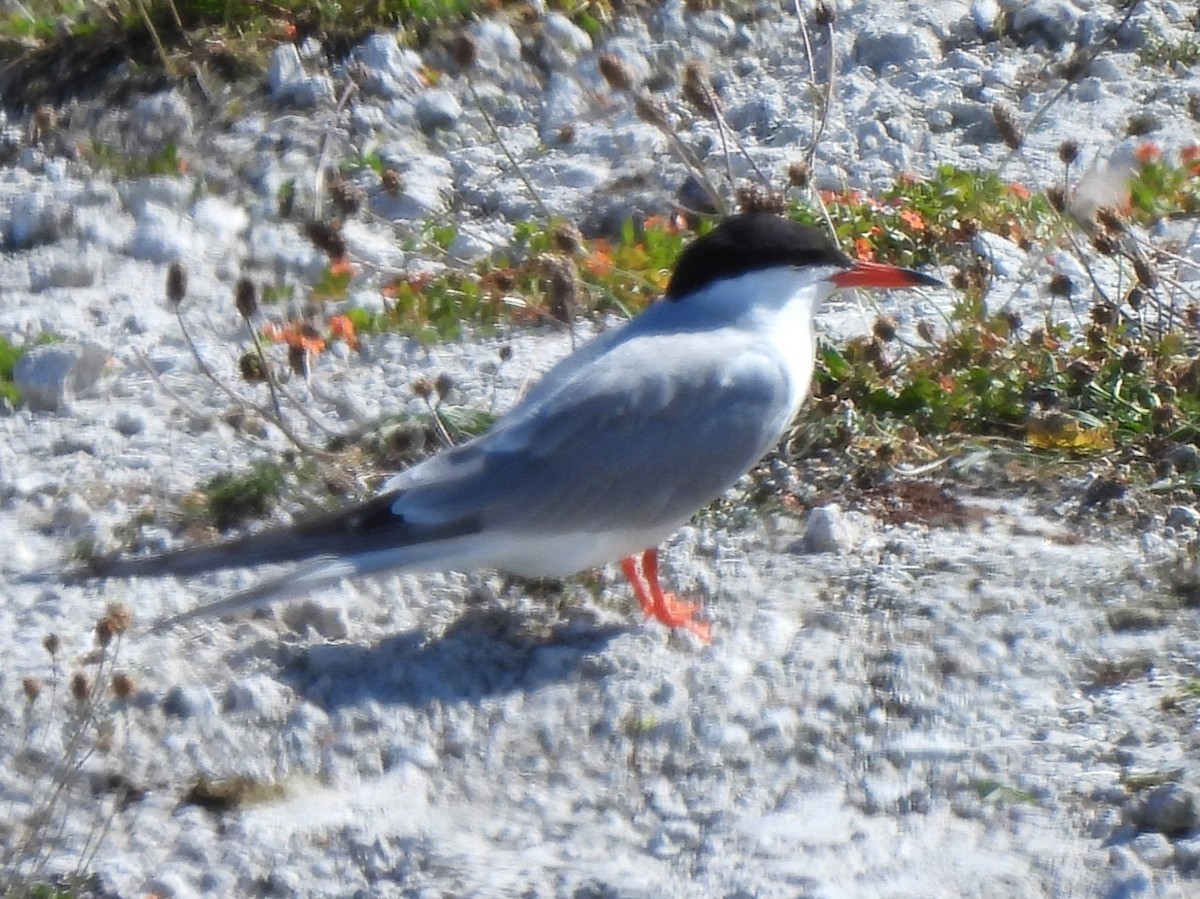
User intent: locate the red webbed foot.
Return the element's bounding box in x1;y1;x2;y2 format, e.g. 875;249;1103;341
620;549;712;642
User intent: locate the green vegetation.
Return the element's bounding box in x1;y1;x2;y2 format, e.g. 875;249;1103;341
189;460;287;530
0;333;58;407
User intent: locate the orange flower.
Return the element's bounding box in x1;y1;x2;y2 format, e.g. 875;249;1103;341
853;237;876;262
584;239;614;276
327;257;353;277
1135;142;1161;164
642;214;686;234
1182;144;1200;176
263;321;326;354
1007;182;1031;200
898;208;926;231
328;314;359;350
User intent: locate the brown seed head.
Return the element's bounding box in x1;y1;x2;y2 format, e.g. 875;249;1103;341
70;672;89;703
1046;186;1066;213
22;676;41;704
166;262;187;306
498;344;513;362
1058;140;1080;165
412;377;434;400
1153;403;1179;432
287;342;309;377
1048;273;1072;297
734;184;786;216
235;279;258;318
598;54;634;92
1066;358;1097;384
633;95;667;127
42;633;60;656
453;32;478;69
240;352;267;383
305;220;346;260
435;372;455;400
1092;232;1117;256
329;178;363;216
1096;206;1126;233
106;602;132;635
112;672;136;700
916;320;936;343
551;223;583;256
1090;302;1119;327
1190;93;1200;122
787;160;811;189
682;62;717;120
1121;348;1145;374
1186;303;1200;328
543;256;579;325
992;103;1023;150
1133;257;1157;290
872;315;898;343
95;618;114;648
381;169;403;196
813;1;835;27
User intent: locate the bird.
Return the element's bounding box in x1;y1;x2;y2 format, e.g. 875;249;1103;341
87;213;941;640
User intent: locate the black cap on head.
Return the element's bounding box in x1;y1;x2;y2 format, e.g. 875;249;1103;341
665;214;852;301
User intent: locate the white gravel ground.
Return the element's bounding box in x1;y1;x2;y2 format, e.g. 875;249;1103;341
3;1;1200;897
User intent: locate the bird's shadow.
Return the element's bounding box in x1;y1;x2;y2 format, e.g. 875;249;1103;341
273;606;628;711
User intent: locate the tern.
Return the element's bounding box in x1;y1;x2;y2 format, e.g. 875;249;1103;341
89;213;941;639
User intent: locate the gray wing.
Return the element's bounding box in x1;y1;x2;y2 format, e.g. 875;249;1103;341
395;331;794;534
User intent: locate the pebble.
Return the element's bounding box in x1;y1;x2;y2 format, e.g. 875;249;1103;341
1127;783;1200;836
414;89;463;133
12;342;109;412
801;505;851;554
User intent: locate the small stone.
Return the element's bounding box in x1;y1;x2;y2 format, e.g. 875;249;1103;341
1165;505;1200;529
13;342;109;412
351;32;423;98
114;409;147;436
281;600;350;640
222;674;293;720
51;493;92;532
852;22;941;73
162;684;218;720
414;90;463;133
542;12;593;67
1127;782;1200;836
801;505;851;554
1129;831;1175;869
1168;444;1200;473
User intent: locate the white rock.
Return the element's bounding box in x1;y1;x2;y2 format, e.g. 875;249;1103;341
51;492;92;532
802;505;851;554
6;189;71;248
130;90;194;145
29;246;101;290
852;22;941;73
542;12;593;67
468;18;522;65
128;203;192;263
223;674;294;720
12;342;109;412
414;90;463;132
191;196;250;245
352;32;423;98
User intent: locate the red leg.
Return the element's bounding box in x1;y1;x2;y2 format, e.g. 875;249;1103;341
620;549;712;642
620;556;656;616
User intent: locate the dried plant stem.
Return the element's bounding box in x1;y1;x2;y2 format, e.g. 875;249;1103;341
173;310;325;457
132;0;174;78
466;77;552;220
313;80;360;221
